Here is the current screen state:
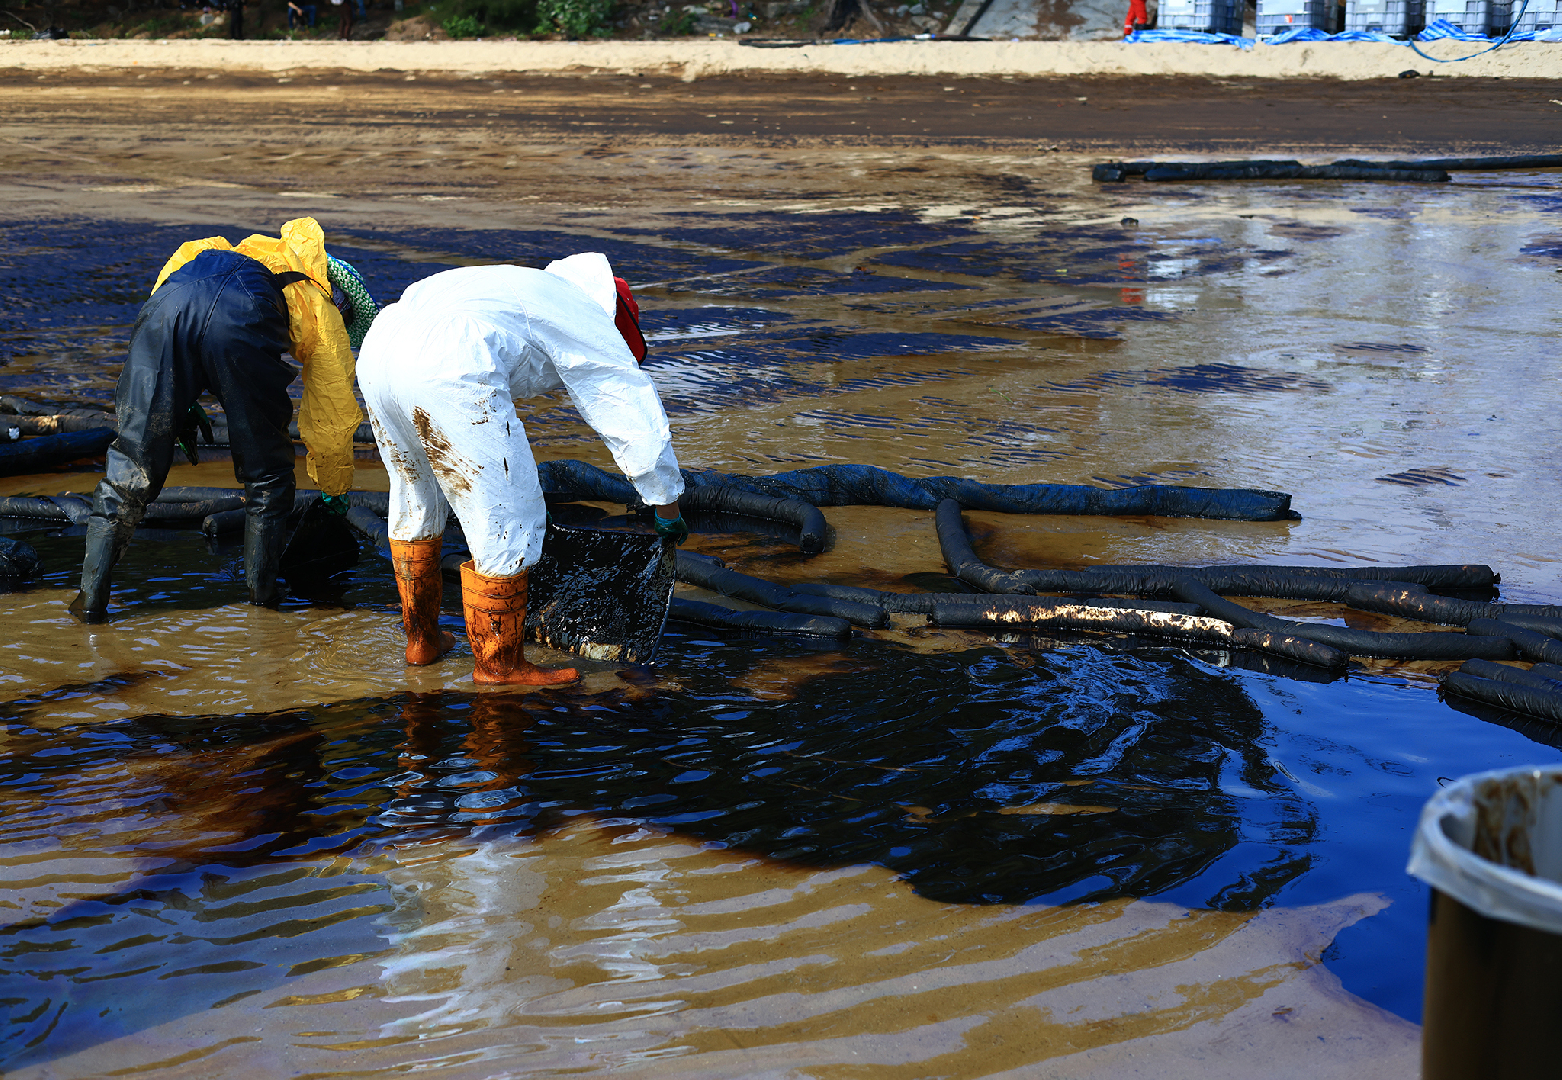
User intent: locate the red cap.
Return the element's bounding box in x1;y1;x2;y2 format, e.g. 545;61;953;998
614;276;647;364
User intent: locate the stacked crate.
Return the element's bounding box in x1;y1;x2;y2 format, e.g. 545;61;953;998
1158;0;1244;32
1423;0;1498;31
1509;0;1559;31
1344;0;1423;32
1256;0;1339;33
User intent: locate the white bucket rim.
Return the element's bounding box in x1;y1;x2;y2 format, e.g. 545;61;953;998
1407;765;1562;935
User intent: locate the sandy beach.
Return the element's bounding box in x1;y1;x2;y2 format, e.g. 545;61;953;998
5;34;1562;80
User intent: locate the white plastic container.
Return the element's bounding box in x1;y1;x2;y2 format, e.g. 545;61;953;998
1424;0;1497;32
1158;0;1244;32
1509;0;1560;32
1256;0;1338;33
1344;0;1423;33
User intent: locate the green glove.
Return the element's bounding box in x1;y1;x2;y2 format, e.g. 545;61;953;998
320;493;350;516
173;403;214;467
653;511;689;546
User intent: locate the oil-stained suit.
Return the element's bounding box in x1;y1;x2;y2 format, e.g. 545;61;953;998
357;253;682;686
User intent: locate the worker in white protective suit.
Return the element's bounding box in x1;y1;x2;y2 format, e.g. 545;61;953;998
357;253;686;687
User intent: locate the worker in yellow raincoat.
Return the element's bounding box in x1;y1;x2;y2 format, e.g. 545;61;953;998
69;217;376;622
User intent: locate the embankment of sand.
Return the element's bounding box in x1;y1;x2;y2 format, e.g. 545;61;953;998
4;36;1562;80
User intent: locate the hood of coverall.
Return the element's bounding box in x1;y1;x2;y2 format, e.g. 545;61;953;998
544;253;647;363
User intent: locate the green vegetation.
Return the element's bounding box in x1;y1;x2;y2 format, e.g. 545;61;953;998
442;12;485;34
133;12;201;35
12;2;284;40
532;0;613;37
433;0;537;33
0;0;744;40
659;5;696;32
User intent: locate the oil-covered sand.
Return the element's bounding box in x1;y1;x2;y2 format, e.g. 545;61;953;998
1;69;1559;1077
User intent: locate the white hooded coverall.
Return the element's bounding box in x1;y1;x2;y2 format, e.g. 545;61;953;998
357;254;684;576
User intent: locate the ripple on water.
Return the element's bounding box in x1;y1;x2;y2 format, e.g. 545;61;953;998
0;822;1417;1079
4;176;1562;1075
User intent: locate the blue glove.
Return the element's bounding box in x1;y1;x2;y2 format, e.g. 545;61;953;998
320;493;350;516
653;512;689;546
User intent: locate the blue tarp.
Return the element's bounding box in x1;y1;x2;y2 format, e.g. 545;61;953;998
1415;17;1491;39
1501;26;1562;40
1123;28;1255;47
1265;26;1398;41
1125;18;1562;44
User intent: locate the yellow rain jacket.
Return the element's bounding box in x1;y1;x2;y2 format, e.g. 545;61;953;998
151;217;361;497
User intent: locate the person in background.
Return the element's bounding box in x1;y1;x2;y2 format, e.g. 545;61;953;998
357;254;687;687
1123;0;1148;34
228;0;246;37
288;0;317;28
333;0;353;38
69;217;377;623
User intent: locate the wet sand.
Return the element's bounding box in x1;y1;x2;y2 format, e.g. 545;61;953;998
3;56;1561;1079
6;66;1562;164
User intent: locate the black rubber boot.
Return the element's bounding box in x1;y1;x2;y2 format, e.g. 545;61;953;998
69;475;145;625
68;516;134;624
242;494;293;607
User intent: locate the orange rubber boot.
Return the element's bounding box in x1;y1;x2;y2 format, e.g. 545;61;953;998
389;537;456;666
459;560;578;686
